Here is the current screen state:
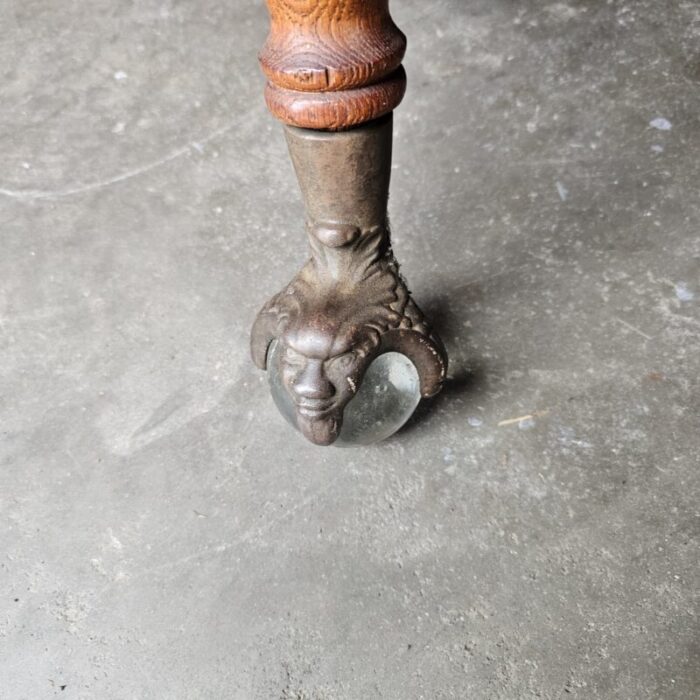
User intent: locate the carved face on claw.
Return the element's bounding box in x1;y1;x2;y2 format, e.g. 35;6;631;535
273;316;379;445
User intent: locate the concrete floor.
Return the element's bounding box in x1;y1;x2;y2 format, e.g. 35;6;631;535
1;1;698;698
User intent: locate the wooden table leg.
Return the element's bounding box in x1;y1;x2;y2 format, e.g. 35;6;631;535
251;0;447;446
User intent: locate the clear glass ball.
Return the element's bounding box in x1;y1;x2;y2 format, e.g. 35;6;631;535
267;341;421;447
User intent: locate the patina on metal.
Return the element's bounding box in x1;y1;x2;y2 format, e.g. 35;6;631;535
251;115;447;445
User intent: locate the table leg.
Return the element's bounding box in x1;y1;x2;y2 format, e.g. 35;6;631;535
251;0;447;446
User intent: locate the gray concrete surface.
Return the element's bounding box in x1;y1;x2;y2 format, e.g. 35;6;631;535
1;1;698;697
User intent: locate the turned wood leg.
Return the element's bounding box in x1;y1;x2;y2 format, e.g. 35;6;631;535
251;0;447;446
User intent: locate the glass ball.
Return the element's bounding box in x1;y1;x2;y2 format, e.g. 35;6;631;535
267;341;421;446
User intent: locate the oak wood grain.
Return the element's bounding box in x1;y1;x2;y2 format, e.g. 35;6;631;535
265;66;406;130
260;0;407;129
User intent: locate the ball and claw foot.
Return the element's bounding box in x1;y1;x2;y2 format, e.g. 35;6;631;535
250;116;447;446
251;227;446;446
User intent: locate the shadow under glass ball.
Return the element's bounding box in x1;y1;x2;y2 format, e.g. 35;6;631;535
267;341;421;446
